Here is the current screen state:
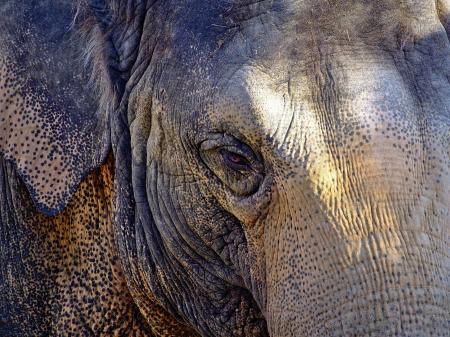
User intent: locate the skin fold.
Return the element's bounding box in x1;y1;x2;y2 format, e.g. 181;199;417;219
1;0;449;336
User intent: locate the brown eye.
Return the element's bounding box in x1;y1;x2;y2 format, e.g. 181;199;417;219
219;149;252;171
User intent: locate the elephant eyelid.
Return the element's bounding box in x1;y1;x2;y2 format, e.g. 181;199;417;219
219;148;253;172
199;134;264;171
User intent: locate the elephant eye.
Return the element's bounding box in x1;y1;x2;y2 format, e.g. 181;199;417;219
219;148;252;172
199;135;264;196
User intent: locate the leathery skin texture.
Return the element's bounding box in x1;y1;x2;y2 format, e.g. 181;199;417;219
0;0;450;336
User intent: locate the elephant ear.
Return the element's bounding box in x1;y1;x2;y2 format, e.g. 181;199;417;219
0;0;110;216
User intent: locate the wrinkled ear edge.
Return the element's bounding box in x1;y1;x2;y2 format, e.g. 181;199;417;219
36;135;112;217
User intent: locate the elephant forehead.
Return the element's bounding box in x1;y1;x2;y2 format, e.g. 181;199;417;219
170;0;443;60
158;0;450;143
179;0;450;131
207;51;450;157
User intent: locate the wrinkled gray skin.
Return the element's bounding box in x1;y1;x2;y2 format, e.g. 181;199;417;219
1;0;450;336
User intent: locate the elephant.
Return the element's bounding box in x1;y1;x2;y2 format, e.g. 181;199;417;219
0;0;449;336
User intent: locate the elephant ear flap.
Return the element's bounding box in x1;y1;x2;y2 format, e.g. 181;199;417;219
0;1;110;216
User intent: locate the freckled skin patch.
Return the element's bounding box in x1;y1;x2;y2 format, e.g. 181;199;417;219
0;155;198;336
0;0;110;216
0;57;73;211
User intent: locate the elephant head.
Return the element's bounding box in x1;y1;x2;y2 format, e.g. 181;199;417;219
1;0;449;336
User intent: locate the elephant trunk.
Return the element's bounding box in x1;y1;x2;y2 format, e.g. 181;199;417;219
264;224;449;336
261;142;450;336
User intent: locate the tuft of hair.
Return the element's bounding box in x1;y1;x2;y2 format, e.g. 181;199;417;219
74;0;122;117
